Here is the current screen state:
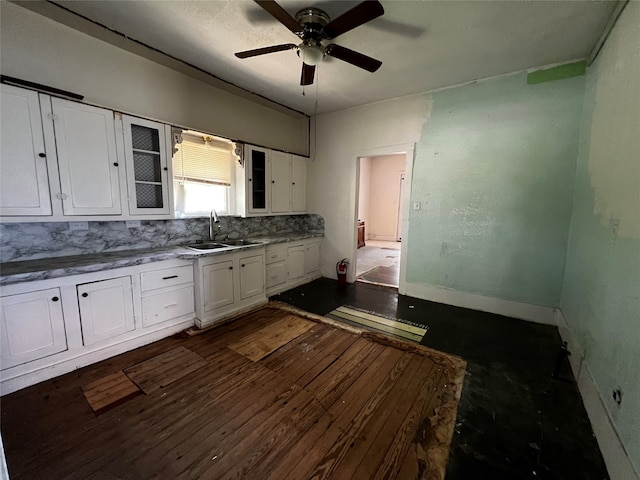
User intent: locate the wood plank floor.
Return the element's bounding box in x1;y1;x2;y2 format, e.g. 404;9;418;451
1;306;466;480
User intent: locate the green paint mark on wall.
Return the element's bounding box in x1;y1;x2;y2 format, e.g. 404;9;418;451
527;61;587;85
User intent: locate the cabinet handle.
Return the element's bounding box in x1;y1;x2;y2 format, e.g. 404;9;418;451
163;167;168;171
270;275;277;280
82;292;88;298
162;275;178;280
38;153;46;158
113;162;119;167
271;255;277;259
292;182;296;185
163;304;178;309
228;266;233;270
51;296;59;302
272;180;275;184
248;178;252;182
241;264;245;267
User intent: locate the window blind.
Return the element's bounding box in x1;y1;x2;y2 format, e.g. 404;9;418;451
173;134;232;186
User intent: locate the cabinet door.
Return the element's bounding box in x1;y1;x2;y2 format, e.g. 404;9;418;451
0;288;67;370
270;151;291;213
239;254;265;300
203;260;235;312
287;246;305;281
304;242;321;274
52;98;122;215
122;116;170;215
246;146;269;214
291;155;307;213
78;277;135;346
266;262;286;289
0;85;52;216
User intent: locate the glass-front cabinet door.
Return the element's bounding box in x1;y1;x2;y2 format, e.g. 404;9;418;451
246;145;269;214
122;115;170;215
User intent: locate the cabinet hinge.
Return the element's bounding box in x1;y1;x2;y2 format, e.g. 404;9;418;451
56;192;68;200
46;113;59;122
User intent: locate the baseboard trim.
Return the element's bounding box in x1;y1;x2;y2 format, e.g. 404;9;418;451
556;310;639;480
399;281;558;325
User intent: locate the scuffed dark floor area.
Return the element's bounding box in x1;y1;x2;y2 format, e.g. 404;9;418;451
271;278;609;480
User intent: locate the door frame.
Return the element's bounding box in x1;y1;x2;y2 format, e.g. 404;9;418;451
352;143;415;291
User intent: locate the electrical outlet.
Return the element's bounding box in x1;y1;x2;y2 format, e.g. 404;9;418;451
125;220;141;228
69;222;88;231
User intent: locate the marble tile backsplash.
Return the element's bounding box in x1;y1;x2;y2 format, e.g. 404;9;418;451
0;215;324;263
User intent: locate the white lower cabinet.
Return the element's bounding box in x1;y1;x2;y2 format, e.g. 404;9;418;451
203;260;235;313
0;258;195;395
240;255;265;299
140;263;194;328
287;245;305;281
78;277;135;346
194;247;266;328
0;288;67;370
266;238;322;296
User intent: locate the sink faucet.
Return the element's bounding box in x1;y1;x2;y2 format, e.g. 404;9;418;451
209;209;221;241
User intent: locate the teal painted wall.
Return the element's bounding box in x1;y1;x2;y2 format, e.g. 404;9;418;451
561;2;640;472
406;72;585;306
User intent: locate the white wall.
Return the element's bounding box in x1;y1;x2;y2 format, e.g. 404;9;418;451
0;2;308;155
368;154;405;241
309;94;431;280
357;157;371;225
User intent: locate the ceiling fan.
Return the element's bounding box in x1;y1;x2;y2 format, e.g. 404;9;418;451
235;0;384;86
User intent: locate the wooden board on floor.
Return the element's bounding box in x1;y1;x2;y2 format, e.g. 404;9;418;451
227;314;316;362
2;306;466;480
123;346;207;394
81;371;141;414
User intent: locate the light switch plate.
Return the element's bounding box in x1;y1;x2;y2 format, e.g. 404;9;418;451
413;201;421;211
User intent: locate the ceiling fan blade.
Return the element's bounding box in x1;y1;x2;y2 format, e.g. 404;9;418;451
301;63;315;86
322;0;384;40
235;43;297;58
325;44;382;72
254;0;303;34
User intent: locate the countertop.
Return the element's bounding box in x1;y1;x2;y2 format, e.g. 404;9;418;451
0;233;323;286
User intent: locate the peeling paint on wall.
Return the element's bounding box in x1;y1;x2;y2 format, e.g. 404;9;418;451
407;71;585;306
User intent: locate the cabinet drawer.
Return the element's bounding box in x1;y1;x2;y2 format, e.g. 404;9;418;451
142;286;194;327
265;246;286;265
141;265;193;292
266;262;286;288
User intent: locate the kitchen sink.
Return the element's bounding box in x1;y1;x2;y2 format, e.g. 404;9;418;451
185;242;229;251
220;239;262;246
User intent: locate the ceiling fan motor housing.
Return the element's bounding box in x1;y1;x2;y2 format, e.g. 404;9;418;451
295;8;331;37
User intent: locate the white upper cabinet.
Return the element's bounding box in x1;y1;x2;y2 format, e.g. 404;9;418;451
0;84;52;216
270;150;291;213
237;144;308;217
122;116;171;215
291;155;307;213
245;145;270;215
51;97;122;215
0;85;174;221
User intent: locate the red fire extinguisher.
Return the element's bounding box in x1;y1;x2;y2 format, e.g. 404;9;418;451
336;258;349;286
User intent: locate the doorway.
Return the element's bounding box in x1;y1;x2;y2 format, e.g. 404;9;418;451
355;154;405;288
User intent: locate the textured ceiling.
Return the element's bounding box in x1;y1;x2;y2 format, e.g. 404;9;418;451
53;0;617;115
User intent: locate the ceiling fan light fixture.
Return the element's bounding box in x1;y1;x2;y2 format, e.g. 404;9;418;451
298;44;324;66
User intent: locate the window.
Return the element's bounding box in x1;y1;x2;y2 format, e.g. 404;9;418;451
172;131;236;217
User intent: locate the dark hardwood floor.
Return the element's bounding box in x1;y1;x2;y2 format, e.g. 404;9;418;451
1;306;465;480
272;278;611;480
